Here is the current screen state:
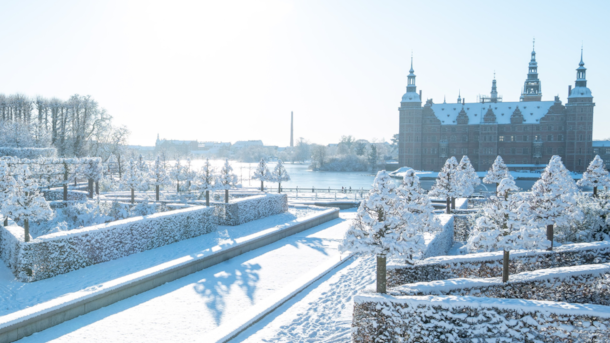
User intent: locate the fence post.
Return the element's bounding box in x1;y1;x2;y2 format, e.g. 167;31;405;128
547;224;554;251
63;163;68;201
95;181;99;196
88;178;94;199
502;250;510;283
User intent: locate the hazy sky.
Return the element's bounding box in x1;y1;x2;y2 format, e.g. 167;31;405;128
1;0;608;147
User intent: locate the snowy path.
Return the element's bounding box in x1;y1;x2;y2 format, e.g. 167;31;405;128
233;255;375;343
15;212;355;342
0;208;320;317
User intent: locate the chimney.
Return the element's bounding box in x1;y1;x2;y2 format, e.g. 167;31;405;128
419;90;422;101
462;99;465;105
290;111;294;148
568;85;572;97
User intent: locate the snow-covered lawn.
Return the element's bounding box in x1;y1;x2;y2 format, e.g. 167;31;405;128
0;207;320;317
11;211;354;342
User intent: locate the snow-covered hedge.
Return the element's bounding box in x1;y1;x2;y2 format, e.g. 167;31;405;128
42;189;88;201
0;224;26;272
214;193;288;226
3;206;217;282
387;241;610;287
390;263;610;305
453;214;475;242
353;293;610;342
421;214;454;259
0;147;57;159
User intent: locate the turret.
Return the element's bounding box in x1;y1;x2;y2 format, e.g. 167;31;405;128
401;55;421;103
520;40;542;102
568;48;592;99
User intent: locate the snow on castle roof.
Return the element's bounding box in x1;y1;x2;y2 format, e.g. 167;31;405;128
429;101;554;125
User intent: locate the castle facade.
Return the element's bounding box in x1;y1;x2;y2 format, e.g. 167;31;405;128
398;47;594;172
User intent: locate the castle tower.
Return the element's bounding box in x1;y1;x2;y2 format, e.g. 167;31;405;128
398;54;423;169
520;40;542;101
490;74;498;103
565;48;594;172
290;111;294;147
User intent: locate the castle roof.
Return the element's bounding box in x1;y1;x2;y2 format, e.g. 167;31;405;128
428;101;554;125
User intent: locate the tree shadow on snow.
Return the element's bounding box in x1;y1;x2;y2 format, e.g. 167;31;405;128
285;237;332;256
193;262;262;326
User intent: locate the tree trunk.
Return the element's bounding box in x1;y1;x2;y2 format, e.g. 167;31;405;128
376;255;387;294
3;218;8;226
594;186;598;197
206;190;210;207
156;185;160;201
278;182;281;193
502;250;510;283
496;182;499;196
88;179;93;199
177;182;180;193
547;224;554;251
63;164;68;201
24;219;30;243
131;188;135;204
95;181;99;195
261;180;264;192
451;197;456;210
225;189;229;203
446;198;450;214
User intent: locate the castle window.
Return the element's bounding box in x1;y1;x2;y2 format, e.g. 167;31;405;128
579;148;582;154
558;135;563;141
511;148;516;154
510;136;515;142
462;135;468;142
524;135;528;142
499;148;504;154
594;148;599;154
499;136;504;142
547;135;553;141
579;134;583;140
578;159;582;166
523;158;528;164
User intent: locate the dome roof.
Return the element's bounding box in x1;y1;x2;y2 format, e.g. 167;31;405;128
569;86;592;98
401;92;421;103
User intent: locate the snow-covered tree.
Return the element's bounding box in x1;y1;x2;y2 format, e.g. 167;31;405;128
395;169;441;259
271;160;291;193
217;159;239;203
457;155;480;197
137;154;149;173
0;161;16;226
252;158;272;191
341;171;411;293
483;156;510;195
82;158;103;198
577;155;610;196
7;165;53;242
183;158;197;192
429;157;460;213
170;159;186;193
527;155;583;250
193;159;216;206
107;154;118;177
149;156;172;201
121;159;147;204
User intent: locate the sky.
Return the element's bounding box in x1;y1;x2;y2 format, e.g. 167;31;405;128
1;0;609;147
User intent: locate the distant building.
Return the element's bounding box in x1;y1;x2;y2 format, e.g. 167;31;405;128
233;140;264;148
593;141;610;169
198;141;231;150
399;46;594;172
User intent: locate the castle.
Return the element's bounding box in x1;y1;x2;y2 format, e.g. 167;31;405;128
398;46;594;172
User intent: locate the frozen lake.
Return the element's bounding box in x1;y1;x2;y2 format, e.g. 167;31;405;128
176;159;543;191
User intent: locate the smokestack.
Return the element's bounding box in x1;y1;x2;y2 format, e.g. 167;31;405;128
290;111;294;148
568;85;572;97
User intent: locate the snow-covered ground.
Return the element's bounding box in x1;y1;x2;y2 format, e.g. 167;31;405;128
12;211;355;342
235;255;375;343
0;208;320;317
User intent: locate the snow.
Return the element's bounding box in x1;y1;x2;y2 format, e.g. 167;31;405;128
0;207;330;320
429;100;554;125
8;209;352;342
355;293;610;318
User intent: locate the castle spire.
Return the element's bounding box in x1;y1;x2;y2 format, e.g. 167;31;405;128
491;73;498;103
457;90;461;104
520;40;542;101
400;52;420;103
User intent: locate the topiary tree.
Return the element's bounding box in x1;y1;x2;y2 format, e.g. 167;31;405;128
150;156;171;201
252;158;272;192
429;157;460;213
194;159;216;206
483;156;510;195
170;159;186;193
527;155;582;250
271;160;290;193
121;159;147;204
577;155;610;197
82;158;103;198
7;165;53;242
457;155;480;197
217;159;239;203
0;160;16;226
341;171;407;293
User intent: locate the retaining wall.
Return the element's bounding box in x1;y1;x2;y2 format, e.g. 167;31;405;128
214;193;288;226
